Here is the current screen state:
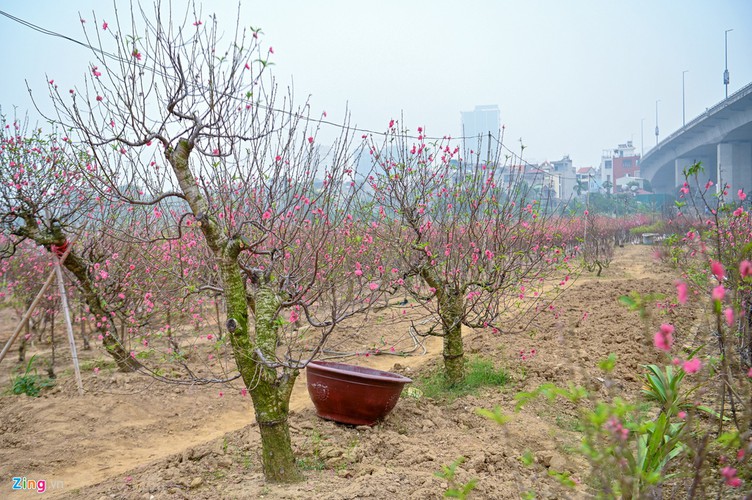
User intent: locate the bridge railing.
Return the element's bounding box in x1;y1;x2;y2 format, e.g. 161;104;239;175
643;81;752;161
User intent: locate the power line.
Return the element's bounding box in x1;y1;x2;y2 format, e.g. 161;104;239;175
0;8;535;160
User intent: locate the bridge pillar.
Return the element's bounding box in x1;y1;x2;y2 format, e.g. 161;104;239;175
717;142;752;197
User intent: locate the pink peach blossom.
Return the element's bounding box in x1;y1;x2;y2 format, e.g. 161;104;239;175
724;307;734;326
675;281;688;304
682;357;702;374
653;324;674;351
740;260;752;278
711;260;725;281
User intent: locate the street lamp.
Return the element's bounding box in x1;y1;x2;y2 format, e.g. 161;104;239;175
640;118;645;157
655;100;660;146
682;70;688;126
725;29;733;98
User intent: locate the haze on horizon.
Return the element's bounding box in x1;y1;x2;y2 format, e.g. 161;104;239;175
1;0;751;170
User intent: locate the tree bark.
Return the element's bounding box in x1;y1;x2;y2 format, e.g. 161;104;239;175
440;291;465;386
422;269;466;385
249;286;301;482
172;139;302;482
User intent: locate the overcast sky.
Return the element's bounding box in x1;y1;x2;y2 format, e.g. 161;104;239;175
1;1;751;169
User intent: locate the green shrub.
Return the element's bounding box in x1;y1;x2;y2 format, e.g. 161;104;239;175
11;355;55;397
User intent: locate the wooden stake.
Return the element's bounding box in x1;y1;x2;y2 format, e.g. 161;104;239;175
54;254;84;395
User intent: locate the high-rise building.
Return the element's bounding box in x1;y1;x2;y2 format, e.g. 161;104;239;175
461;105;500;161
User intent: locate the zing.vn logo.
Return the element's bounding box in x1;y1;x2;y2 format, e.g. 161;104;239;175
11;477;63;493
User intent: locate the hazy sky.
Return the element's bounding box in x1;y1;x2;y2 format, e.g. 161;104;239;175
1;1;751;169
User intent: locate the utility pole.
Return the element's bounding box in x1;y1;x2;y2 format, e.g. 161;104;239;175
655;100;660;146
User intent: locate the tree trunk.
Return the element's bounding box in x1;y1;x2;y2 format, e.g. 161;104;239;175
250;286;301;482
441;291;465;386
421;269;466;386
213;298;223;340
80;303;91;350
172;138;302;483
19;316;29;362
253;384;299;482
221;258;301;482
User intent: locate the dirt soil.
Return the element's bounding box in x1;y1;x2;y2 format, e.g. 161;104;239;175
0;245;697;499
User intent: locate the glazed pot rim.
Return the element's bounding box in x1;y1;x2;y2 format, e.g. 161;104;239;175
307;360;412;384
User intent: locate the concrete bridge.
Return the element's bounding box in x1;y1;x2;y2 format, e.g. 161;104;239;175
641;81;752;196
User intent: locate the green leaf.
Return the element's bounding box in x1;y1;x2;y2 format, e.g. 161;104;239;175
476;406;511;426
548;469;577;488
618;295;636;308
598;353;617;373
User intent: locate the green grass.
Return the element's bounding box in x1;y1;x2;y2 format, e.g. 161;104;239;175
417;357;510;402
296;456;326;471
78;358;117;372
60;357;117;378
296;430;327;470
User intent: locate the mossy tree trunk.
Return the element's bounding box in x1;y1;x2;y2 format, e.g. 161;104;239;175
439;289;465;386
250;287;300;481
422;269;465;386
171;139;302;483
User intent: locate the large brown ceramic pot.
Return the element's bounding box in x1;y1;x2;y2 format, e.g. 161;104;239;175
306;360;412;426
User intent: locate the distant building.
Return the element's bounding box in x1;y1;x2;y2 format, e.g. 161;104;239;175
461;105;500;161
502;159;577;202
600;140;640;194
544;156;578;200
576;166;599;194
501;163;548;191
552;155;572;174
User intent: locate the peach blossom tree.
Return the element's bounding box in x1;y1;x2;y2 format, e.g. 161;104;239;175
43;4;388;482
363;124;579;385
0;115;141;371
